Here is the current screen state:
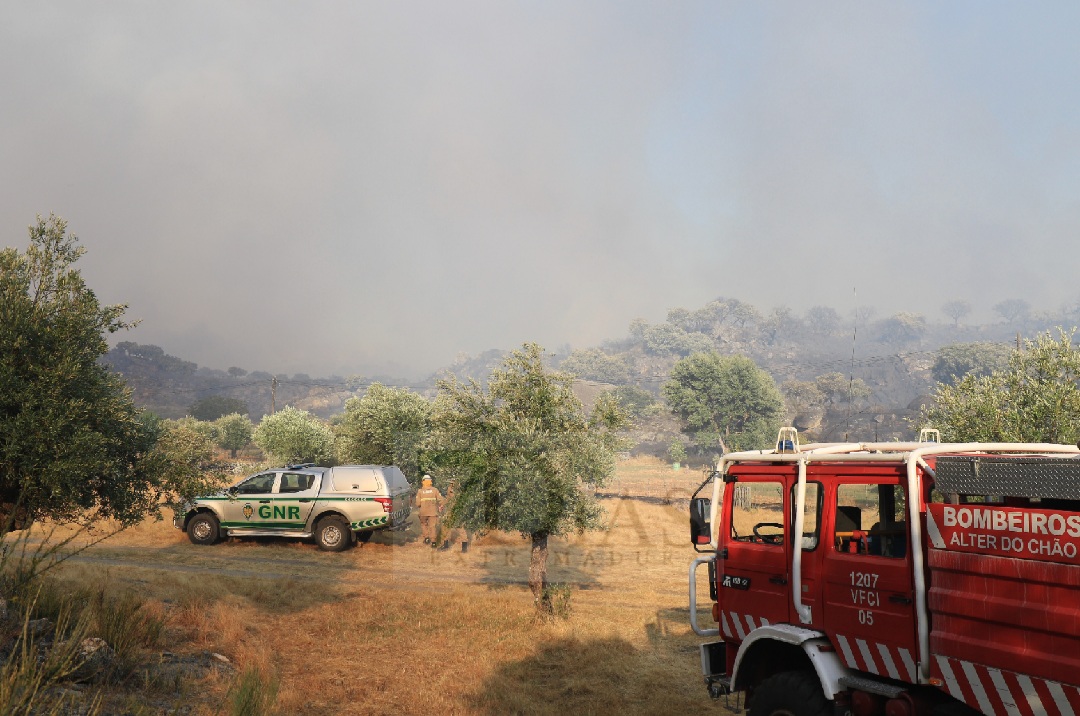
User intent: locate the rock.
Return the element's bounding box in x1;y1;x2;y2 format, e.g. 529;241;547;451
27;618;52;639
79;637;110;657
150;650;235;685
71;637;115;683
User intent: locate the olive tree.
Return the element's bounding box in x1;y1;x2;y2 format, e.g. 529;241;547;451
663;352;784;453
812;372;872;406
335;383;432;481
214;412;255;458
559;348;631;384
941;299;972;327
253;406;334;465
430;343;627;613
878;312;927;344
993;298;1031;324
0;215;204;526
148;416;229;510
931;342;1012;386
922;330;1080;443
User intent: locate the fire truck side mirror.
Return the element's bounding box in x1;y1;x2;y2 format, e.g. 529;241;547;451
690;497;712;545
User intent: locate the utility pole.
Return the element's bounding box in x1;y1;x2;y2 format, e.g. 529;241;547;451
271;376;277;414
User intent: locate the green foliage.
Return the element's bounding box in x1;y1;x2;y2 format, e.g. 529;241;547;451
214;413;255;458
189;395;248;421
431;343;627;539
335;383;432;480
431;344;627;613
878;312;927;343
253;406;334;465
0;603;93;715
0;215;174;526
642;323;714;356
607;385;656;418
89;588;166;676
760;306;799;345
923;330;1080;443
667;440;687;464
781;380;825;417
812;372;872;405
109;341;196;375
228;666;279;716
559;348;631;384
662;352;784;452
781;373;870;423
542;583;572;619
931;342;1012;386
147;418;229;510
167;415;217;442
691;298;760;332
804;305;841;336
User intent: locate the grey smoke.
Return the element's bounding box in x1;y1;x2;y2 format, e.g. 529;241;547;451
2;3;1078;377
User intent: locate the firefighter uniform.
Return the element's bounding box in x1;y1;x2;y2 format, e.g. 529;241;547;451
415;476;444;545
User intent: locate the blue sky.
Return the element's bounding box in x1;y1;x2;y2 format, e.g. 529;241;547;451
3;3;1079;377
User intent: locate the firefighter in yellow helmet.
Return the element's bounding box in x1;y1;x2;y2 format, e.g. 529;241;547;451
414;475;444;546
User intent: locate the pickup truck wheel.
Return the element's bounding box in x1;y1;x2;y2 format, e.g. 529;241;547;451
748;670;831;716
315;517;352;552
187;513;220;546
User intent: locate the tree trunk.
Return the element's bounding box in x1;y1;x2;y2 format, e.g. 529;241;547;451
0;502;31;533
529;532;551;614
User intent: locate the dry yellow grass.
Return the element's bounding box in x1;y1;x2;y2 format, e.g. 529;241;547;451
29;456;728;715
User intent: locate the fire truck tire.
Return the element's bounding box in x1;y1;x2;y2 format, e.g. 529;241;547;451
315;516;353;552
748;670;832;716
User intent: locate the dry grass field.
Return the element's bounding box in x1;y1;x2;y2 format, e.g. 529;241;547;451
23;457;730;715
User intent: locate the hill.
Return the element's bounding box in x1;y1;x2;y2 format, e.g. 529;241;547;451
102;296;1078;449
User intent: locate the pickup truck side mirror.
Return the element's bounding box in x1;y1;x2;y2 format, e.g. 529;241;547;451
690;497;712;545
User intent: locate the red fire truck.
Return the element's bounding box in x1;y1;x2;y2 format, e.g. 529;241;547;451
688;428;1080;716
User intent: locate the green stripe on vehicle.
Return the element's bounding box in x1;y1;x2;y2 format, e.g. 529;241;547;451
198;496;379;502
351;516;389;529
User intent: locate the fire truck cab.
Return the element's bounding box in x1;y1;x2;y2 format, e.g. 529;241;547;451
689;429;1080;716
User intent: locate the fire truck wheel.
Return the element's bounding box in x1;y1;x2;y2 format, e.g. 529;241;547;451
748;670;831;716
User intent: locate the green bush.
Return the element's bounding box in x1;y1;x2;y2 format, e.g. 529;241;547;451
228;666;279;716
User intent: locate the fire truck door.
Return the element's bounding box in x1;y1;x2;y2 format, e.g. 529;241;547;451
718;477;790;641
822;480;919;683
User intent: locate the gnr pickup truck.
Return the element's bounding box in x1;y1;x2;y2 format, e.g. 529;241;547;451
174;464;413;551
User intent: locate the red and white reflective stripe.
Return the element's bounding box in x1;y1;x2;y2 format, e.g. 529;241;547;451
935;655;1080;716
835;634;916;683
720;612;770;640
